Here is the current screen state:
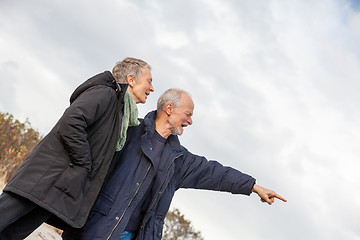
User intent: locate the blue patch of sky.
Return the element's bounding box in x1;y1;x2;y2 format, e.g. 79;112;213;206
338;0;360;60
347;0;360;10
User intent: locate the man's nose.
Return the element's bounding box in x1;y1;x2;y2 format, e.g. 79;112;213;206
150;84;154;92
187;117;192;125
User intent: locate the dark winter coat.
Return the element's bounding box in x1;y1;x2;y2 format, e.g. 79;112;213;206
81;111;256;240
4;71;128;228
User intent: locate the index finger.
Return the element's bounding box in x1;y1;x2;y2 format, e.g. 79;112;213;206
274;193;287;202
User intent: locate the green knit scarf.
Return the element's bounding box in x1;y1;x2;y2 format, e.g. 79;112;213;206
115;90;140;151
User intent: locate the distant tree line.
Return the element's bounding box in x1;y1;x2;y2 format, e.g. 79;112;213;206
163;208;204;240
0;112;41;183
0;112;204;239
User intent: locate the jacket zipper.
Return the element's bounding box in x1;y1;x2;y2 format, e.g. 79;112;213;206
139;154;183;236
106;163;152;240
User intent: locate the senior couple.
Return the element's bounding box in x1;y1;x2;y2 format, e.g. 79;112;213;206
0;57;286;240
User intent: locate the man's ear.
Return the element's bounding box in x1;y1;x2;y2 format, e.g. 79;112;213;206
165;103;174;116
126;74;135;87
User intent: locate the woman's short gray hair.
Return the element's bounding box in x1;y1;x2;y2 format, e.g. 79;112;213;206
112;57;151;83
157;88;191;114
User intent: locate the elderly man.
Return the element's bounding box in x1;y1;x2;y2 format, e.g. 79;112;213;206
62;88;286;240
0;57;154;239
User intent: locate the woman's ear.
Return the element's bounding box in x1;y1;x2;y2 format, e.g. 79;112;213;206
126;74;135;87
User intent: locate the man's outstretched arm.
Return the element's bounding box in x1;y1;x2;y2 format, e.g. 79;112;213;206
252;184;287;205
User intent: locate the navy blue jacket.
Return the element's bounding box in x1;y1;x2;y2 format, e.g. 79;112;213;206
81;111;256;240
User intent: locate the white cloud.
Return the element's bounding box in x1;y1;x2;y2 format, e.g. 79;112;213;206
154;25;190;49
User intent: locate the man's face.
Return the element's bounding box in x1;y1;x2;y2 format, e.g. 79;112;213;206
129;68;154;104
169;94;194;135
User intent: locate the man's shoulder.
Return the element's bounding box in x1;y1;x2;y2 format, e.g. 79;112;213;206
128;119;146;133
138;118;145;124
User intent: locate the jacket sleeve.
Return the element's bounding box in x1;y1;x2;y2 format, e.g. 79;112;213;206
57;86;117;170
176;151;256;195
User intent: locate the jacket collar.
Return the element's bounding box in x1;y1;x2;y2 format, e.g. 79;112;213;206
143;111;184;154
116;82;128;101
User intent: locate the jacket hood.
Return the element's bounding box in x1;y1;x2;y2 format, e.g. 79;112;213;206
70;71;126;104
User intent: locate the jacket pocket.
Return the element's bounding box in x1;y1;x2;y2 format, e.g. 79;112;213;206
92;192;114;216
54;164;88;199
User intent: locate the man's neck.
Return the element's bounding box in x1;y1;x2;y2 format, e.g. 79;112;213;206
155;115;172;139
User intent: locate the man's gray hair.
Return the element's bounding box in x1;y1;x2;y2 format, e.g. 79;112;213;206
157;88;191;114
112;57;152;83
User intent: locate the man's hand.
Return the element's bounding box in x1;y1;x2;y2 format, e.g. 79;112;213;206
252;184;287;205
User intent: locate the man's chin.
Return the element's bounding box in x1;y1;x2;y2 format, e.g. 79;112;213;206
171;127;183;136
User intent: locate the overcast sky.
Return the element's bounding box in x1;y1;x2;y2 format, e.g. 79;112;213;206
1;0;360;239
